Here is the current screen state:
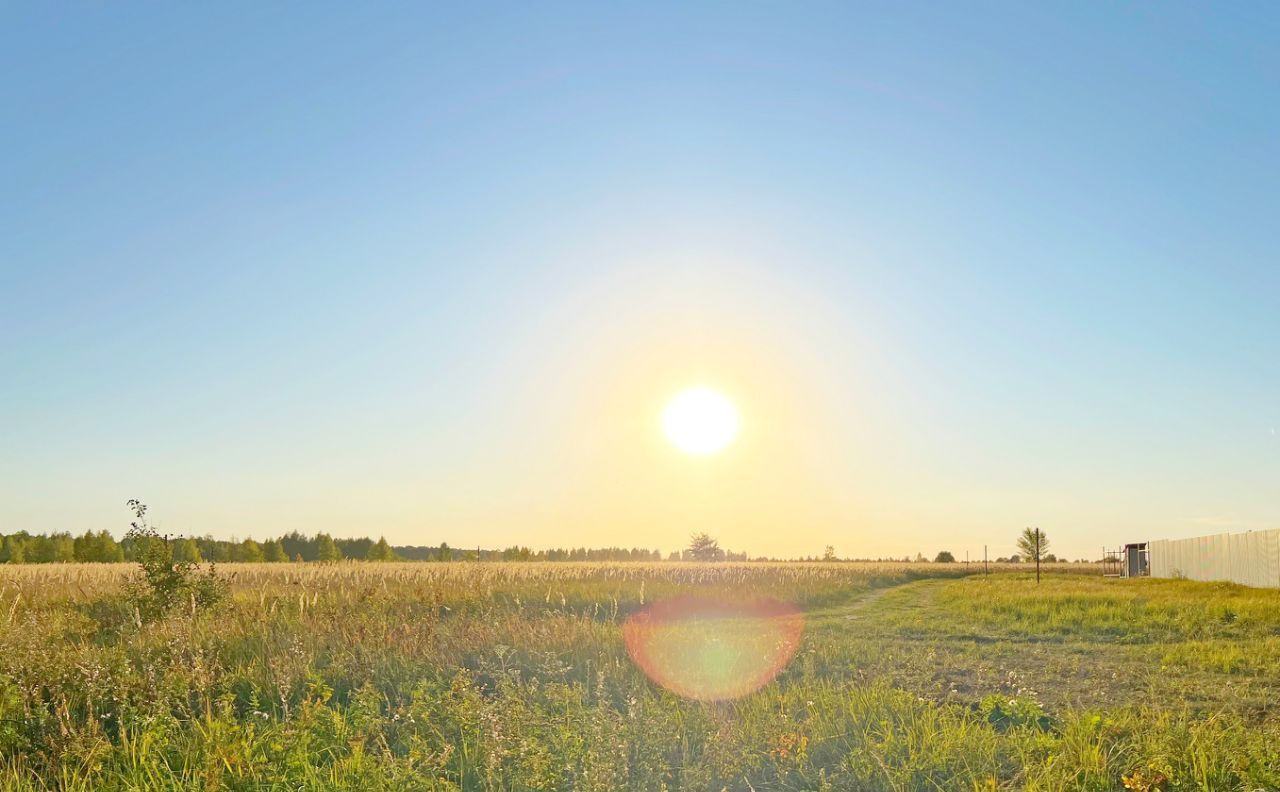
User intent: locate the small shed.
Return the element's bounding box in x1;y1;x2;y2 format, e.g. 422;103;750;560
1121;542;1149;578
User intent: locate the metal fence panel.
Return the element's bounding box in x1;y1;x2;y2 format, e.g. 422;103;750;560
1147;528;1280;588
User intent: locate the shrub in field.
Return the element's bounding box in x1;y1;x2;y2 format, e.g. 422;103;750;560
123;499;225;622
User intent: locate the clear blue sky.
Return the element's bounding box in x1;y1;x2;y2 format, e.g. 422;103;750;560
3;4;1278;559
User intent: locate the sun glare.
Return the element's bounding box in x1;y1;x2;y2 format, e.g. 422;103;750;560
662;387;740;456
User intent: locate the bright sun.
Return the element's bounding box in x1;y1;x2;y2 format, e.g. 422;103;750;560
662;388;740;456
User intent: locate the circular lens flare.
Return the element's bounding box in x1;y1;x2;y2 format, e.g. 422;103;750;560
623;595;804;701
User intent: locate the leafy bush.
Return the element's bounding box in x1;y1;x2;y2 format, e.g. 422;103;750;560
123;499;226;622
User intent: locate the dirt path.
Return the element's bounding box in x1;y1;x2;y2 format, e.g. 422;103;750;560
836;584;897;620
804;577;946;626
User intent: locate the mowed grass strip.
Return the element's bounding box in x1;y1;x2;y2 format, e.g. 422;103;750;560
933;575;1280;642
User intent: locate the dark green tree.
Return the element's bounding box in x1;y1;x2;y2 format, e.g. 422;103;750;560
263;540;288;562
237;539;264;563
315;533;342;563
2;535;26;564
366;537;397;561
686;533;725;562
173;537;202;564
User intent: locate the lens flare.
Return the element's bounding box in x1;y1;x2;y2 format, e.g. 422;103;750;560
623;595;804;701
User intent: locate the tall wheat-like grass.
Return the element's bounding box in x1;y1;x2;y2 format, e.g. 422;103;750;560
2;562;1274;791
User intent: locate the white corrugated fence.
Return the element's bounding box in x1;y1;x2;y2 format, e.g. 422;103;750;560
1149;528;1280;588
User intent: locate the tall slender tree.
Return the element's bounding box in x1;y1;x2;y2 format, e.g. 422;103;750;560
1017;527;1048;584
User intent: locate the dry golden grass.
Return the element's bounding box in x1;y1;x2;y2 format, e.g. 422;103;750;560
0;560;1095;604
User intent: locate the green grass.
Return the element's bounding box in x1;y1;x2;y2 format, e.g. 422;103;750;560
1;563;1278;790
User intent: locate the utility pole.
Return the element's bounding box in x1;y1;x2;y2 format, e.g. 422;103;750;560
984;545;988;576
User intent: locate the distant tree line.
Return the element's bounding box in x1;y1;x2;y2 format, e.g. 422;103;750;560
0;530;383;564
0;529;736;564
0;531;123;563
0;524;1092;565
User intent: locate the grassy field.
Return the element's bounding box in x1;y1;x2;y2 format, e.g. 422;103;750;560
1;562;1277;790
